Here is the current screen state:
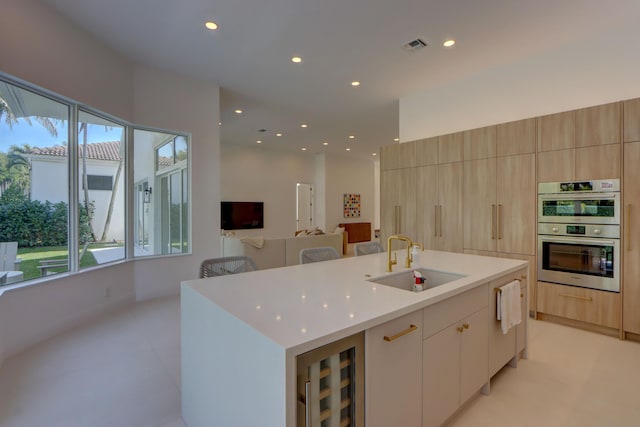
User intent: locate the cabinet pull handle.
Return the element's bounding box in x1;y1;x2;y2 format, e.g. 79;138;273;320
491;204;497;239
384;324;418;342
497;204;503;240
439;205;443;237
457;326;464;333
434;205;439;237
520;274;527;280
559;293;593;302
463;323;469;329
627;204;632;251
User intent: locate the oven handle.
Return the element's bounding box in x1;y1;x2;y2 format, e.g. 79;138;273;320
538;192;619;201
539;236;619;247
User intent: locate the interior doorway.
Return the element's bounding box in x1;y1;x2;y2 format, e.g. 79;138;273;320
296;183;314;230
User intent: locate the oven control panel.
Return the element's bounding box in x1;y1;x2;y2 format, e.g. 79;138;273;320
538;223;620;239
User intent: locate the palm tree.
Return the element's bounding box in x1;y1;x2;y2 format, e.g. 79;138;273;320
0;96;59;137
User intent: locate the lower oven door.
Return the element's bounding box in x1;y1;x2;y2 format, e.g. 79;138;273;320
538;235;620;292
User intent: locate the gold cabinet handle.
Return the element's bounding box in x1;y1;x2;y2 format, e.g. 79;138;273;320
497;204;503;240
384;324;418;342
627;204;632;251
457;326;464;333
463;323;469;329
439;205;443;237
559;293;593;302
434;205;439;237
491;204;497;239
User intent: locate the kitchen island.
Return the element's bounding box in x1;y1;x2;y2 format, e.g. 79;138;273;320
181;250;528;427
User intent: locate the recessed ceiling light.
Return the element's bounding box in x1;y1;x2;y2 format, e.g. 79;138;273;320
372;153;377;156
349;135;355;139
394;137;400;142
443;39;456;47
235;109;243;114
301;124;308;128
346;148;351;151
301;147;307;151
291;56;302;63
205;21;219;30
276;133;282;137
351;81;360;87
323;142;329;146
256;140;262;144
218;122;222;126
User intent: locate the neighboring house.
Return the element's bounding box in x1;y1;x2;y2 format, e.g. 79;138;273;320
24;141;126;241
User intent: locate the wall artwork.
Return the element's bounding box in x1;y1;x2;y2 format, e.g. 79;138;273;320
343;193;361;218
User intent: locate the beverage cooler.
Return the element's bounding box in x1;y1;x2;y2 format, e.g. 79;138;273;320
296;333;364;426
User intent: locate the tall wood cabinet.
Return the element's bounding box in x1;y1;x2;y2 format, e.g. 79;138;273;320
463;122;536;257
623;138;640;337
416;133;464;252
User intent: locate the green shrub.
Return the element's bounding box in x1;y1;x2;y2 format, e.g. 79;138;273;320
0;189;94;247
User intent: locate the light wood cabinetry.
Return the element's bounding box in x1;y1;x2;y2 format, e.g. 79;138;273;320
417;162;463;252
497;118;536;156
623;141;640;335
365;310;422;427
464;126;497;160
416;137;438;166
398;140;418;168
537;110;575;152
537;148;574;182
380;144;399;171
464;153;535;256
496;154;536;255
380;168;416;248
537;281;620;329
438;132;464;163
422;284;488;427
575;102;621;147
623;97;640;143
488;269;527;378
463;158;496;252
575;144;621;180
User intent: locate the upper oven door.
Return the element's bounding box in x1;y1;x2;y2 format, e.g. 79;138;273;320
538;235;620;292
538;192;620;224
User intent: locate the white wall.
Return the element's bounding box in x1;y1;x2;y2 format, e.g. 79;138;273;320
0;0;220;364
400;22;640;142
220;145;315;238
324;154;376;233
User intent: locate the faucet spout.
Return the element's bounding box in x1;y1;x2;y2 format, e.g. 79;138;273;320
386;234;413;272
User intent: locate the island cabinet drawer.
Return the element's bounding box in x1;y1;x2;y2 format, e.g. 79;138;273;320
423;284;488;339
537;281;620;329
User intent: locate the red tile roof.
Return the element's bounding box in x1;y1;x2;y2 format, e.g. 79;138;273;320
29;141;121;161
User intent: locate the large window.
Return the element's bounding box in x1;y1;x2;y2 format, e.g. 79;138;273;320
0;75;190;286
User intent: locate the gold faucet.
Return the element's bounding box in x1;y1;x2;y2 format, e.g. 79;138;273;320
387;234;413;272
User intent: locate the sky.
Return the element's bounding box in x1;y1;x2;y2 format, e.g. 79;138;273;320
0;118;122;153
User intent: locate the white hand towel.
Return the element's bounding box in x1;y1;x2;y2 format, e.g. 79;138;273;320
498;280;521;334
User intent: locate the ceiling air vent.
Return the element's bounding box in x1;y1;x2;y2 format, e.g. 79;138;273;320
402;38;428;53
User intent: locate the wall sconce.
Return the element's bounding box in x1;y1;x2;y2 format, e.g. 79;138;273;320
144;187;152;203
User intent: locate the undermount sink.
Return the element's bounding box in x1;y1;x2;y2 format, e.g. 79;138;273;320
367;268;467;292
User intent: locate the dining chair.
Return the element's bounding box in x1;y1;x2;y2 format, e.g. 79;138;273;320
199;256;258;278
299;247;341;264
354;241;384;256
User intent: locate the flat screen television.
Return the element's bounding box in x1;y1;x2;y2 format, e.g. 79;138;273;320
221;201;264;230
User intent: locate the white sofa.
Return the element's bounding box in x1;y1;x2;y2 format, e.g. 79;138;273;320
221;233;344;270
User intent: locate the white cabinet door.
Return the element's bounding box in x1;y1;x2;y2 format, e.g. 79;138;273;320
366;310;422;427
460;307;489;404
422;323;460;427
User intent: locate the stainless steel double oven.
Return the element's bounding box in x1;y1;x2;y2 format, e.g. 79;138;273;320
538;179;620;293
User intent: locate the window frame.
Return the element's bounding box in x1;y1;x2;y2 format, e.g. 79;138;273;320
0;71;192;287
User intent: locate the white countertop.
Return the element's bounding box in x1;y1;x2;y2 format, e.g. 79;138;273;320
182;250;527;356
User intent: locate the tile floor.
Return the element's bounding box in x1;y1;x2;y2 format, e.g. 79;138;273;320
0;296;639;427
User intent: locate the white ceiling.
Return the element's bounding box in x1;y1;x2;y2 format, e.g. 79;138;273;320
40;0;640;159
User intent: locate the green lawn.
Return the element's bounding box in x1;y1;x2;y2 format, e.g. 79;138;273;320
16;243;121;280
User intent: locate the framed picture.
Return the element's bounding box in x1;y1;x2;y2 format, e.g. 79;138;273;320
343;193;361;217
